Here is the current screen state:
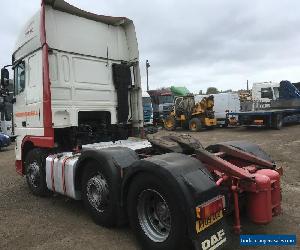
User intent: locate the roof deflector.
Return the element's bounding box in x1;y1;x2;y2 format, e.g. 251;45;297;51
44;0;131;26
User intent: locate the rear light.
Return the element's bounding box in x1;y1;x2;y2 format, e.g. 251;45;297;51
196;195;225;220
254;119;264;125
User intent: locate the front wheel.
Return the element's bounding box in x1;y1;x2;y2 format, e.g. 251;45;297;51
189;117;202;132
127;173;188;250
25;148;49;196
164;116;177;131
273;114;283;130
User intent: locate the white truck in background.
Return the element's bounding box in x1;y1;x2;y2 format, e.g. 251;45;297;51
0;112;13;136
195;93;240;126
251;82;280;109
0;81;13;137
142;91;153;125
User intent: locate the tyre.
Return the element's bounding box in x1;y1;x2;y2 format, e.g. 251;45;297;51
223;119;229;128
127;173;188;250
25;148;50;196
164;116;176;131
189;117;202;132
273;114;283;130
181;121;189;130
82;161;117;227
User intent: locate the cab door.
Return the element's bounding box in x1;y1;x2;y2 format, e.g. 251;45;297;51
25;51;43;129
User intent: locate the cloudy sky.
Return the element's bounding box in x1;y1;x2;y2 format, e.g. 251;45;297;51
1;0;300;93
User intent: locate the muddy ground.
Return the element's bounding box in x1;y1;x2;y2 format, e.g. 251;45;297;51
0;125;299;249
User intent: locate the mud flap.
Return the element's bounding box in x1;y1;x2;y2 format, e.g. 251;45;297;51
194;219;231;250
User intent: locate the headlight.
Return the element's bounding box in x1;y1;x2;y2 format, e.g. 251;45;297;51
3;134;9;139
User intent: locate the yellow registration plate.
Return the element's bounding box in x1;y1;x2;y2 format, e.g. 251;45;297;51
196;210;223;233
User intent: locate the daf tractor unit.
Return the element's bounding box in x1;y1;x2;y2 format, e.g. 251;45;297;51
0;1;283;250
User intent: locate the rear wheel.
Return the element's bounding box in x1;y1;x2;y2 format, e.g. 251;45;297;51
181;121;189;130
82;161;117;227
25;148;50;196
273;114;283;130
127;173;187;250
206;125;215;130
223;119;229;128
189;117;202;132
164;116;176;131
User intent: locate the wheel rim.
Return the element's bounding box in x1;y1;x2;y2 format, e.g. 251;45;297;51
191;122;196;129
86;174;109;213
137;189;171;242
27;161;41;188
165;118;174;128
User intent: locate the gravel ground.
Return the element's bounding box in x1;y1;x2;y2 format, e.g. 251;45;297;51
0;125;299;249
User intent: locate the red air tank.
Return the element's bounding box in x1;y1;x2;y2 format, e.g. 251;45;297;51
247;174;272;224
256;169;281;216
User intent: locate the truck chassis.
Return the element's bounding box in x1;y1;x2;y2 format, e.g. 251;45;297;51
23;134;282;250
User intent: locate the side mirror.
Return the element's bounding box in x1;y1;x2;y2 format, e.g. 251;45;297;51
1;68;10;87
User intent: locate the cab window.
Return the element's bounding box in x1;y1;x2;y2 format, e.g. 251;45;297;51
14;61;25;95
261;87;273;99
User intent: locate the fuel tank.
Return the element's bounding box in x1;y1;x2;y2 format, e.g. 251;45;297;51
46;153;81;199
247;169;281;224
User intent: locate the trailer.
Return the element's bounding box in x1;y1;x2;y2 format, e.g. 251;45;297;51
228;81;300;129
228;108;300;129
0;1;283;249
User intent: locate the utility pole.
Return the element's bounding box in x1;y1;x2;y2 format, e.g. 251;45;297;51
146;60;150;91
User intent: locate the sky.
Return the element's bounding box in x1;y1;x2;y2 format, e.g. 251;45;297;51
1;0;300;93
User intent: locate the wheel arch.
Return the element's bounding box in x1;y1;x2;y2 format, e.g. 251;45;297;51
121;168;181;210
75;147;140;226
122;153;221;240
22;140;35;163
74;157;97;192
74;150;121;192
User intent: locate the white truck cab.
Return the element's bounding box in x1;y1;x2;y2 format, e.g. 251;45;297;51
2;0;143;174
0;112;13;136
252;82;279;109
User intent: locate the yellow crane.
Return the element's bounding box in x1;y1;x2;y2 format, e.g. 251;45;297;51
164;95;217;131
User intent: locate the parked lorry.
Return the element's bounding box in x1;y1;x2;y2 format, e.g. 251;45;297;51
0;1;283;249
229;81;300;129
0;80;13;137
142;92;153;125
195;93;240;127
148;88;174;125
0;112;13;136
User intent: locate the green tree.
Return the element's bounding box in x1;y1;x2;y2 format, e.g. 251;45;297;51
206;87;219;94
